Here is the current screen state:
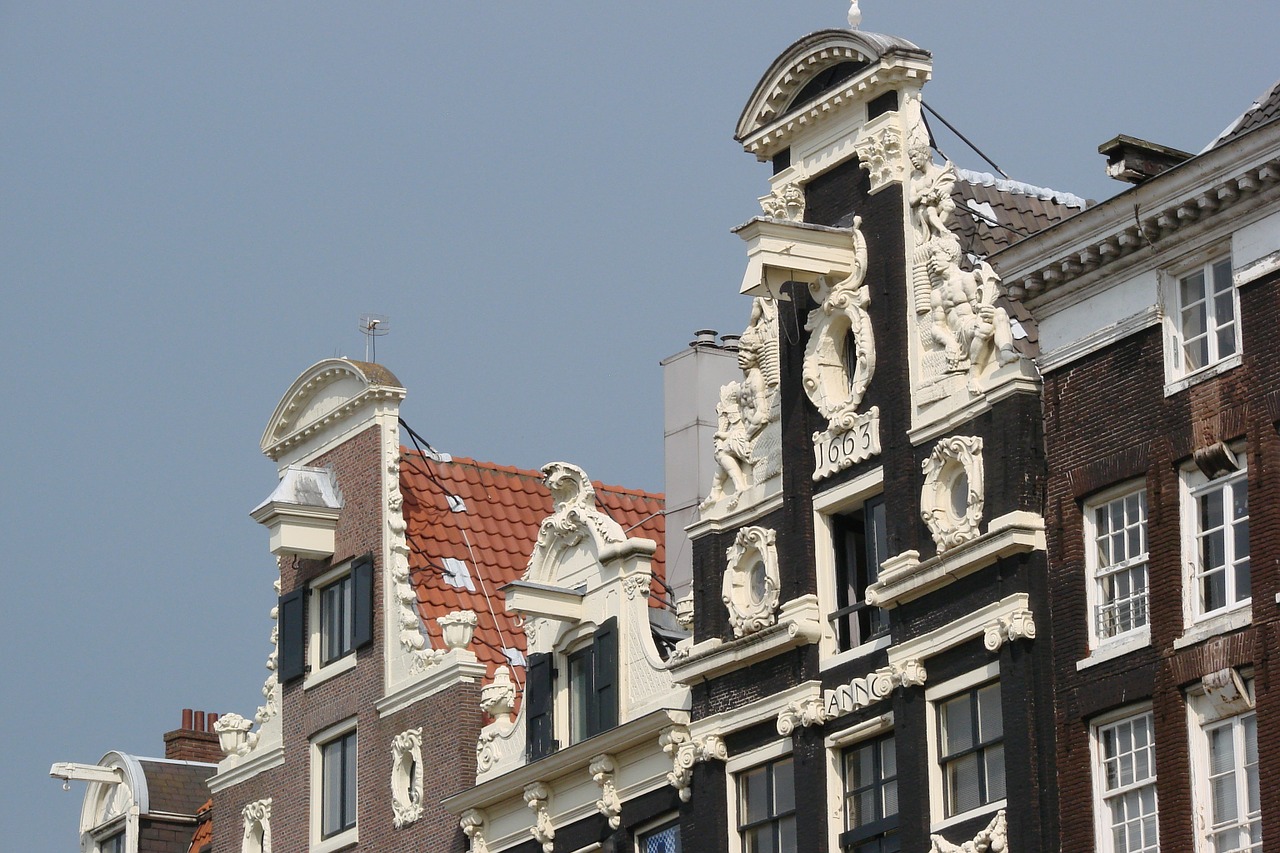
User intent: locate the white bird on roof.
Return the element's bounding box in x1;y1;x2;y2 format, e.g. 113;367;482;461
847;0;861;29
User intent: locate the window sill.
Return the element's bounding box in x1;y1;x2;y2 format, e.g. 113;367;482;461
1164;352;1242;397
1076;629;1150;671
312;827;358;853
930;799;1007;833
820;634;891;672
304;653;356;690
1174;605;1252;650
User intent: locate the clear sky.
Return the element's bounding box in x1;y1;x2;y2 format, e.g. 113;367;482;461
2;2;1275;848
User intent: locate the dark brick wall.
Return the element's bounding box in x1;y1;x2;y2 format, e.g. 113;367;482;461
211;425;479;853
1043;269;1280;852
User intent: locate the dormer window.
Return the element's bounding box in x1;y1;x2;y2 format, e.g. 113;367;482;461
526;618;619;760
99;832;125;853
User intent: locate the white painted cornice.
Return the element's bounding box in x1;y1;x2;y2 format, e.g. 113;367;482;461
441;708;688;815
260;358;405;461
888;593;1032;666
736;29;930;161
670;595;822;685
734;217;859;297
207;743;285;794
376;649;488;719
991;121;1280;309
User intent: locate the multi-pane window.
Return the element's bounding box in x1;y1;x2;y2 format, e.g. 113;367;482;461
320;730;357;839
637;818;681;853
319;572;356;665
1176;258;1237;375
939;682;1005;817
567;644;594;745
1096;711;1159;853
842;734;899;853
1200;711;1260;853
1088;488;1149;642
830;495;889;651
738;756;796;853
1188;466;1250;619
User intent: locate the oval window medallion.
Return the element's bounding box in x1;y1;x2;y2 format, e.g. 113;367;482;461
722;527;780;638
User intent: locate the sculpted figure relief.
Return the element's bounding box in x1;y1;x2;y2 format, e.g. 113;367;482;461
702;298;780;511
906;111;1020;395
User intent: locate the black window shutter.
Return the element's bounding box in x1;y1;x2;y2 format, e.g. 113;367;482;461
278;588;306;683
592;617;619;735
526;652;555;761
352;555;374;650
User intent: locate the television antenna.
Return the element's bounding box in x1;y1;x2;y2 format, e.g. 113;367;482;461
359;314;390;363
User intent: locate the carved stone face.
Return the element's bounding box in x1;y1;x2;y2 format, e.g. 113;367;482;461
908;144;930;171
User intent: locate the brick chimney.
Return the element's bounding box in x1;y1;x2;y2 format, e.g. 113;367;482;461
163;709;222;764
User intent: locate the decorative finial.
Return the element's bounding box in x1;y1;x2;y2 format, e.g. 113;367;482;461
847;0;862;29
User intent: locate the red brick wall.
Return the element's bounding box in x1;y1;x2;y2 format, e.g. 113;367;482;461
211;425;479;852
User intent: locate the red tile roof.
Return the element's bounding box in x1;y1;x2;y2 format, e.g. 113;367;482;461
400;452;665;685
186;800;212;853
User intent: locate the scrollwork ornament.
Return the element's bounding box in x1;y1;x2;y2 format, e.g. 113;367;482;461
759;181;806;221
984;608;1037;652
659;727;727;802
460;809;491;853
722;527;780;638
589;754;622;829
921;436;985;553
892;659;928;689
776;697;829;736
523;782;555;853
623;573;652;600
391;727;424;828
241;798;272;853
930;808;1006;853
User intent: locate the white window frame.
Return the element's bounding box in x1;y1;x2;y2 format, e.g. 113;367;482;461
634;813;681;853
814;467;891;668
725;739;795;853
310;717;358;853
305;561;358;689
1091;705;1159;853
1084;482;1151;655
553;621;595;748
1180;452;1250;633
1188;678;1260;853
925;661;1006;831
825;714;895;853
1162;251;1241;394
838;728;900;853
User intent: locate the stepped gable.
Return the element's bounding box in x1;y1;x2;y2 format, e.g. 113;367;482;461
399;452;666;684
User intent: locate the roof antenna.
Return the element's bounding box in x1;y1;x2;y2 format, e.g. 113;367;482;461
359;314;390;363
847;0;861;28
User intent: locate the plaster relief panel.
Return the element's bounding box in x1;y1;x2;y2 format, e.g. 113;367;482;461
701;298;781;516
930;809;1006;853
390;728;424;828
722;526;780;638
803;216;882;480
759;181;806;222
241;799;272;853
921;436;984;553
854;111;907;194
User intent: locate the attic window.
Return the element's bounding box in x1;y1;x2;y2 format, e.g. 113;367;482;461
867;90;898;120
787;61;868;113
442;557;476;591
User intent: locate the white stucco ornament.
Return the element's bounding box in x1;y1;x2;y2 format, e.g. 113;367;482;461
931;809;1007;852
391;728;424;829
460;808;491;853
241;798;272;853
590;753;623;830
660;726;727;802
854;119;906;193
702;298;782;513
722;526;781;638
984;608;1037;652
523;782;555;853
905;105;1019;400
526;462;626;582
214;713;254;756
480;666;517;720
437;610;478;650
759;181;806;221
921;436;984;553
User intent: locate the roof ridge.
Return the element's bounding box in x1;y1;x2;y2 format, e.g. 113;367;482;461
401;448;664;499
956;167;1088;211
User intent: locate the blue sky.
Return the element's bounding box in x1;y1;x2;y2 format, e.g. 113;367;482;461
2;2;1276;848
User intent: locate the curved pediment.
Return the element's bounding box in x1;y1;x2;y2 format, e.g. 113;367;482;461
735;29;926;144
78;752;145;833
524;462;635;585
260;358;405;459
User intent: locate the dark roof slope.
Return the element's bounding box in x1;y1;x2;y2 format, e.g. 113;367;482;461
1209;80;1280;148
950;170;1088;258
136;759;215;815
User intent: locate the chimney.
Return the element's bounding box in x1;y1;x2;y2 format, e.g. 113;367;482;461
164;709;222;764
1099;134;1193;185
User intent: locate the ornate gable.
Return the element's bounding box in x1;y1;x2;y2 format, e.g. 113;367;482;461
259;358;405;460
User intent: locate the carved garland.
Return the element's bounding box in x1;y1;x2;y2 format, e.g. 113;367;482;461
921;436;984;553
391;728;424;829
722;527;781;638
930;808;1007;853
660;726;727;802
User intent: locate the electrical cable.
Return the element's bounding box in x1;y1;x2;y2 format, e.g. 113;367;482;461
921;99;1009;179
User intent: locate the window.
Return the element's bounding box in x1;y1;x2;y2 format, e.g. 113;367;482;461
637;818;681;853
738;756;796;853
1185;462;1249;622
1086;487;1149;645
525;618;618;760
938;681;1004;818
1194;708;1260;852
842;733;899;853
1173;257;1237;377
1094;710;1159;853
277;556;374;686
100;833;125;853
320;729;357;840
320;572;355;665
830;495;889;651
